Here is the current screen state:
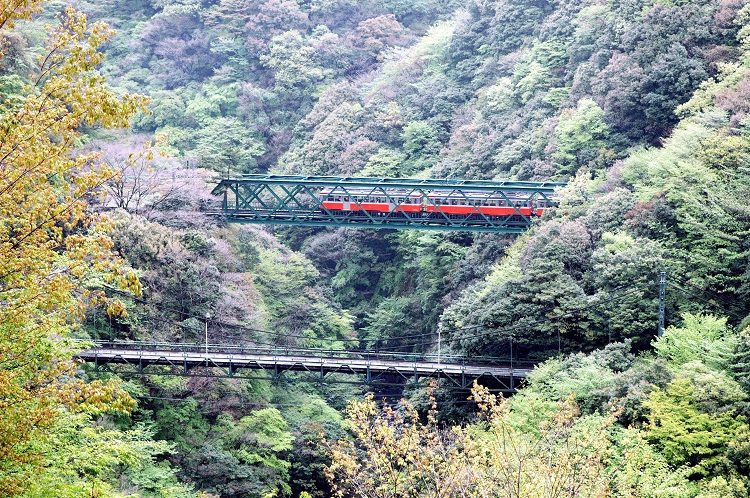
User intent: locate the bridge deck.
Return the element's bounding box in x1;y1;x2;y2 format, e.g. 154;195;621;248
77;344;531;389
208;174;564;233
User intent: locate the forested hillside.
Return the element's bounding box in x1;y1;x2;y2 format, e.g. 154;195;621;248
2;0;750;496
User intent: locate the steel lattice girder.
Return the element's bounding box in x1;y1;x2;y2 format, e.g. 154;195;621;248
208;175;566;233
85;356;523;391
78;345;529;391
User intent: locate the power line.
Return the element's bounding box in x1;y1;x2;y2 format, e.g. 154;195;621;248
98;284;495;347
667;281;745;321
669;274;743;310
97;280;650;357
376;284;647;352
134;392;495;409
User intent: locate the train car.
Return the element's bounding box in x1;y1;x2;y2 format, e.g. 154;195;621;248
318;187;424;214
426;190;541;218
532;196;555;217
319;186;558;219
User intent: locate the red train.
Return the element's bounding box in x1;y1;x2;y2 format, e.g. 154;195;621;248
318;187;555;218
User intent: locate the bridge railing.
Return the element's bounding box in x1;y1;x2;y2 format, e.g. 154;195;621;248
77;339;536;370
203;174;565;233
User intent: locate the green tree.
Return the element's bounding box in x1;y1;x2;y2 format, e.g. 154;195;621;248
653;313;736;370
214;409;295;497
262;30;328;100
23;413;193;497
586;232;664;347
359;148;405;177
553;99;610;176
644;378;747;476
0;4;148;493
401;120;441;173
401;120;441;157
195;116;265;174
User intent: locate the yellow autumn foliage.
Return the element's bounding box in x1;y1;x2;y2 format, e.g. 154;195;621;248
326;382;614;498
0;1;149;494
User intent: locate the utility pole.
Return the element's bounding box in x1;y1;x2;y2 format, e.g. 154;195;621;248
658;271;666;336
510;335;513;371
437;321;442;364
205;313;210;354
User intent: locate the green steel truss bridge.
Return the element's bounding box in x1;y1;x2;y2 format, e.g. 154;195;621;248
209;175;565;233
77;341;530;391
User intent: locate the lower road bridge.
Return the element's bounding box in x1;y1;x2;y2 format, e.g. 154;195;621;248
77;341;531;391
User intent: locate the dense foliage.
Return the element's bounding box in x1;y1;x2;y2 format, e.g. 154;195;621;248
0;1;193;495
330;321;750;496
3;0;750;495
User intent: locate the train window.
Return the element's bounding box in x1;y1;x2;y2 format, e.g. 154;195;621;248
343;197;349;202
327;196;333;201
539;201;546;207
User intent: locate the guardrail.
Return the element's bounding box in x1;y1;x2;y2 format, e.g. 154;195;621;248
75;339;533;390
75;339;536;370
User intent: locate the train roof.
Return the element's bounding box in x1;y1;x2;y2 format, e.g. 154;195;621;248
318;187;559;198
427;190;551;198
319;187;423;195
